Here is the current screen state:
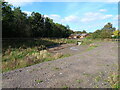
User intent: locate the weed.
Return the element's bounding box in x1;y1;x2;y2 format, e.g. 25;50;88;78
35;80;43;83
62;85;69;88
83;73;91;76
107;72;119;88
94;76;101;82
53;67;61;71
29;68;39;73
76;79;83;83
2;42;70;73
94;85;99;88
77;86;82;88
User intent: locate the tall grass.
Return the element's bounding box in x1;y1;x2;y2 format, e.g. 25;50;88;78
81;38;103;45
2;38;74;72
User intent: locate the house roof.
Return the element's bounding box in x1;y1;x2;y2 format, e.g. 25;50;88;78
81;33;88;36
69;33;88;37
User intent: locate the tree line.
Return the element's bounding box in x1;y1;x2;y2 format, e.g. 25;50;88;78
88;23;119;39
74;22;119;39
2;2;73;38
2;1;119;39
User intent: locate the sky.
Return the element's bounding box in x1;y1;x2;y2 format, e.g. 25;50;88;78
6;0;119;32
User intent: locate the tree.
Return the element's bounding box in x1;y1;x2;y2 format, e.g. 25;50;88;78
100;23;116;39
2;1;74;38
113;30;120;38
30;12;45;37
66;25;70;29
2;2;14;38
82;30;87;33
90;23;116;39
12;7;29;37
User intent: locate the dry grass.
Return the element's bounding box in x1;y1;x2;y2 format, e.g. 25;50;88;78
2;38;73;72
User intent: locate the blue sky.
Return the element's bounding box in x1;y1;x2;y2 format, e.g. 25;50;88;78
6;1;118;32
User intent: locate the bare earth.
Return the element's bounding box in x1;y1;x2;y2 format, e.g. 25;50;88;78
2;41;118;88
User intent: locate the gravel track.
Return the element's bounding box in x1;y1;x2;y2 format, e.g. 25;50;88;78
2;41;118;88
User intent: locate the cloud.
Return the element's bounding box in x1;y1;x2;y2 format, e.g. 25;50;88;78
44;14;62;23
23;11;32;16
44;14;61;19
61;15;80;23
48;14;61;19
5;0;119;5
99;9;107;12
81;12;113;22
102;15;113;19
113;15;120;20
45;14;80;24
5;0;119;7
5;0;37;7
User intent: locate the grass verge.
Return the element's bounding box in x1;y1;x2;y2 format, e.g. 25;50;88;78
2;38;74;73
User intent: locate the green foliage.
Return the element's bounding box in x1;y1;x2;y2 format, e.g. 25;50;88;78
88;23;116;39
62;85;69;88
81;39;94;45
107;72;119;88
112;30;120;39
74;30;87;34
35;80;43;83
2;38;73;72
94;76;101;82
113;30;120;36
2;2;73;38
76;79;83;83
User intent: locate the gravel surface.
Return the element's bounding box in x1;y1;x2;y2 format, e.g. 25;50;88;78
2;41;118;88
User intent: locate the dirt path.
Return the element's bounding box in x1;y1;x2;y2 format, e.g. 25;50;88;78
2;42;118;88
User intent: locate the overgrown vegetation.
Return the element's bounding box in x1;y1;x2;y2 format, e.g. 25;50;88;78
86;23;119;39
107;72;119;88
2;38;75;72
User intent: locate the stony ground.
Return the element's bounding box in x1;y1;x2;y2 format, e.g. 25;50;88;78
2;41;118;88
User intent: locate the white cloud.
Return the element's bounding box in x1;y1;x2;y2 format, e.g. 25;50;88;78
5;0;119;6
45;14;61;19
81;12;113;22
49;14;61;19
6;0;119;2
102;15;113;19
23;11;32;16
44;14;62;23
99;9;107;12
62;15;80;23
81;18;94;22
5;0;37;7
45;14;80;24
113;15;120;20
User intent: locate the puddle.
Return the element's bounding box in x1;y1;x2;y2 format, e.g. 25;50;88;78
70;47;78;50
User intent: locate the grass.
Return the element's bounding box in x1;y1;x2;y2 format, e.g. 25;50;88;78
53;67;61;71
83;73;91;76
29;68;39;73
81;38;103;45
35;80;43;83
94;76;101;82
94;85;99;88
2;38;75;73
76;79;83;83
81;39;95;45
62;85;69;88
2;49;70;72
79;38;99;51
107;72;119;88
87;45;98;51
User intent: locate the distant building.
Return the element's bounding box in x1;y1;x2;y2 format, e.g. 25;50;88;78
68;33;88;39
80;33;88;38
